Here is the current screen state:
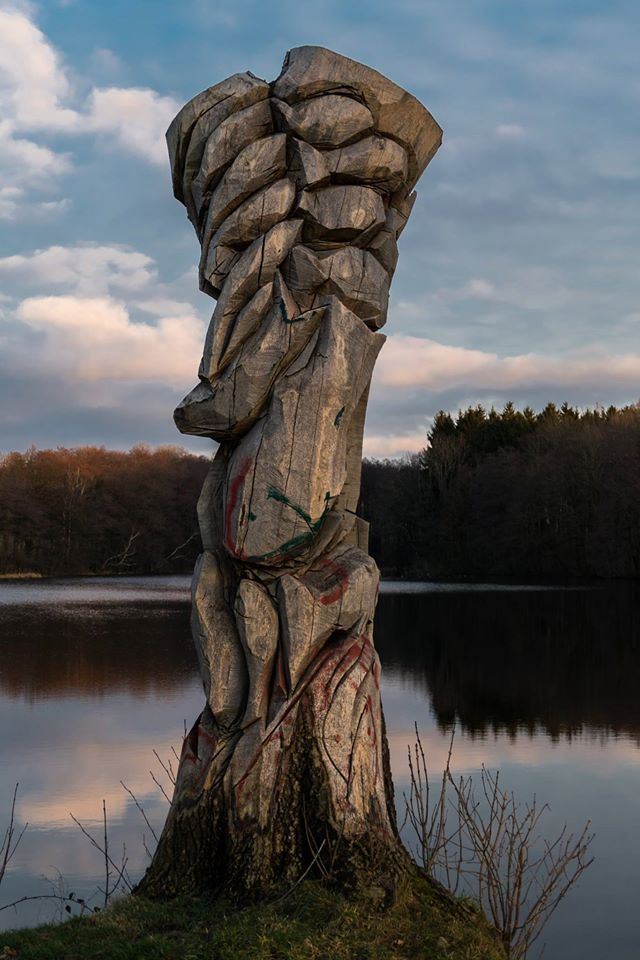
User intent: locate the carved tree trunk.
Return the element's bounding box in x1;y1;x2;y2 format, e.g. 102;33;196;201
138;45;442;902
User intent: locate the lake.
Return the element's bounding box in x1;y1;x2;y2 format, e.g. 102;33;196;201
1;575;639;958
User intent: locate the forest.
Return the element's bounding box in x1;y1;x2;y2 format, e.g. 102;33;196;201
1;401;639;579
0;445;209;576
361;401;640;579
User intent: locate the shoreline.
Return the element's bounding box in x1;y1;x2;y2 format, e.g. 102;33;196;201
0;571;43;580
0;569;633;586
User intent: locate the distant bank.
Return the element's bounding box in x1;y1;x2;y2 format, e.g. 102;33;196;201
2;401;640;581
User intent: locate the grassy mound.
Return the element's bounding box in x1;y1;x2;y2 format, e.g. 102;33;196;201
1;875;505;960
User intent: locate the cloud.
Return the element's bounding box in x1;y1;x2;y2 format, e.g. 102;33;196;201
495;123;526;138
0;185;23;219
135;297;199;317
0;244;158;295
85;87;179;166
16;295;203;388
395;267;577;324
0;7;76;217
0;240;210;450
91;47;123;75
0;239;206;447
0;117;72;218
375;335;640;393
0;118;72;176
34;197;72;216
0;5;79;132
362;330;640;458
362;431;428;458
0;6;177;219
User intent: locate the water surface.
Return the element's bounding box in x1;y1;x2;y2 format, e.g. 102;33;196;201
1;575;639;958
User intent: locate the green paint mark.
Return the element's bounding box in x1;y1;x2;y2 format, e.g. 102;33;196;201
248;511;257;522
267;486;314;527
278;298;307;325
247;529;317;563
250;486;336;562
334;406;345;427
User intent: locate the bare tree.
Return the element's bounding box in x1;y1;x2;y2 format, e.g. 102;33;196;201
101;530;140;572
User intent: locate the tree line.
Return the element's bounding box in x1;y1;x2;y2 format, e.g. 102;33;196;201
2;401;639;579
360;401;640;579
0;445;209;576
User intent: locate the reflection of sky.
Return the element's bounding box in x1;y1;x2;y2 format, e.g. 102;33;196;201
1;579;640;958
0;674;203;929
0;575;192;607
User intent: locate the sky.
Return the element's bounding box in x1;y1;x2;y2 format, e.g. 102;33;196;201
1;0;639;458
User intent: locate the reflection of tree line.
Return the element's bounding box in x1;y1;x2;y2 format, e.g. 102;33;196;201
361;403;640;579
374;587;640;741
0;604;199;699
2;587;639;742
0;590;610;956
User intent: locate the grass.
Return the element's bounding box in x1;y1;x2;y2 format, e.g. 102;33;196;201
1;874;506;960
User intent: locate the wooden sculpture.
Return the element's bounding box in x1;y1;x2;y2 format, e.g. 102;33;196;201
140;45;442;900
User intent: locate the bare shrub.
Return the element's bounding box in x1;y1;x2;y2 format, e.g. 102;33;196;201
70;800;133;906
403;725;594;959
0;785;27;892
0;745;178;925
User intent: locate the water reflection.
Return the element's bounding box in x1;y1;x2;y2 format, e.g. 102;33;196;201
4;578;639;741
375;583;640;740
0;576;196;700
1;577;640;958
0;581;203;930
0;606;196;700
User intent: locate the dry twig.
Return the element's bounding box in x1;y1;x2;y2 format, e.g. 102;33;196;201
0;784;27;891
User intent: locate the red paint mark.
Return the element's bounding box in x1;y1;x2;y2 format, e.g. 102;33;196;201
235;632;378;801
367;727;371;736
179;716;218;786
316;557;350;606
272;647;289;701
181;715;202;762
197;724;216;747
325;638;366;695
224;455;252;558
235;725;281;801
234;640;361;801
335;734;341;743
